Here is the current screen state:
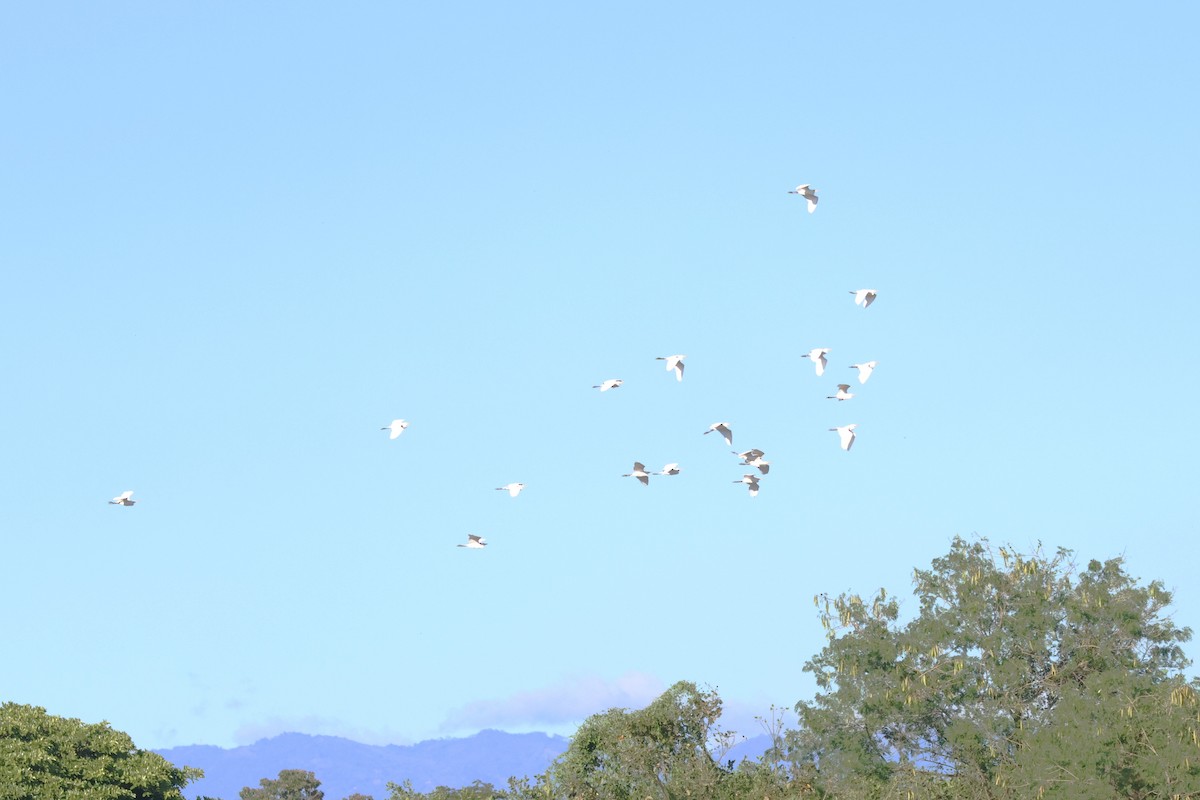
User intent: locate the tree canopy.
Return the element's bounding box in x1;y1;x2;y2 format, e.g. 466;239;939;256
240;768;325;800
789;536;1200;799
547;680;728;799
0;702;201;800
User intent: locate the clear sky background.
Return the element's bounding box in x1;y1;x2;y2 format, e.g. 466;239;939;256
2;2;1198;751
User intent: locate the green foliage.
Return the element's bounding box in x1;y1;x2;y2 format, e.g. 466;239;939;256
386;780;507;799
0;702;202;800
547;680;730;799
544;679;820;799
791;536;1200;799
240;769;325;800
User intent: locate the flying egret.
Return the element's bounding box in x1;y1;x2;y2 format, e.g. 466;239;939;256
593;379;623;392
850;361;878;385
850;289;878;308
622;461;651;486
109;491;136;506
827;384;855;401
735;450;771;474
704;422;733;447
829;424;858;451
657;463;681;476
733;474;761;497
739;453;768;472
495;483;525;497
801;348;830;377
457;534;487;549
789;184;819;213
655;355;686;382
382;419;409;439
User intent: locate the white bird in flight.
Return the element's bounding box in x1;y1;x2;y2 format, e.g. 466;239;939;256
495;483;525;497
593;379;624;392
733;474;761;497
382;419;409;439
802;348;830;377
850;289;878;308
657;463;681;476
457;534;487;549
827;384;855;401
850;361;878;385
734;449;770;475
789;184;819;213
830;424;858;451
655;355;686;382
623;461;652;486
109;491;136;506
704;422;733;447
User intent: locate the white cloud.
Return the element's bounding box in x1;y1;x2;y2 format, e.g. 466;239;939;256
439;671;665;733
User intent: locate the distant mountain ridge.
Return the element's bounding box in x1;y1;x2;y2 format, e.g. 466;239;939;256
157;729;775;800
156;730;570;800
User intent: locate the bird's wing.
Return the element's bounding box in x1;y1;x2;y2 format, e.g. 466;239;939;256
637;475;649;486
841;429;856;451
838;384;851;391
863;292;876;308
633;462;646;472
118;491;134;500
674;361;684;381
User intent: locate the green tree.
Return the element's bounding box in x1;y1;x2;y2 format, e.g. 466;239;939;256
790;537;1200;799
386;780;507;799
0;702;202;800
240;769;324;800
548;680;743;799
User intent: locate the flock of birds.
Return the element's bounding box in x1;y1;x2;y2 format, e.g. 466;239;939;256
109;184;880;550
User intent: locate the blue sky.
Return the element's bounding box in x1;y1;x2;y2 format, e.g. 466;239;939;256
2;2;1198;752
